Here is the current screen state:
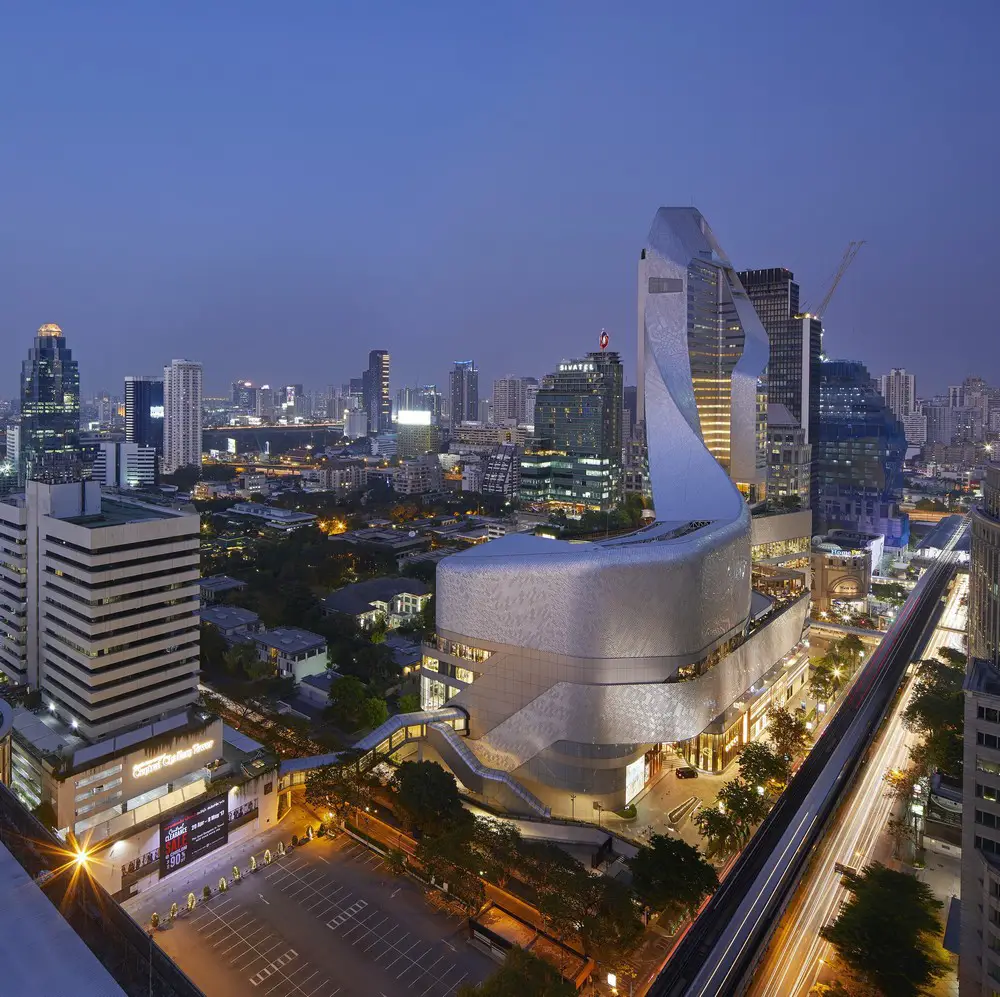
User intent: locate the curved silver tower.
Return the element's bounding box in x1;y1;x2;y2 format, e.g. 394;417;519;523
426;209;803;815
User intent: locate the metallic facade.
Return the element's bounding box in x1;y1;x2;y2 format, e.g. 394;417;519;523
430;207;802;813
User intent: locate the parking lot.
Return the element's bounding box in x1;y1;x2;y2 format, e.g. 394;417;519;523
154;831;493;997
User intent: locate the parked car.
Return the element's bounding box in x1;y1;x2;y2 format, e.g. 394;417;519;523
675;766;698;779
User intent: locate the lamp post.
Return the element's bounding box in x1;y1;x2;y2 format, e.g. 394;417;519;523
570;794;576;821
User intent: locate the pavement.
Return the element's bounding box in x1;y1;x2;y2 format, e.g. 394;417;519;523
144;826;493;997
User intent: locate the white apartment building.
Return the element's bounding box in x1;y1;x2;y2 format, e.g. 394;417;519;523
92;441;157;488
395;455;443;495
0;479;200;740
877;368;917;419
163;359;203;474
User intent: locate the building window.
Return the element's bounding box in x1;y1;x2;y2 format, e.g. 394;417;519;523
980;732;1000;750
982;707;1000;725
980;810;1000;830
978;834;1000;855
264;782;273;795
981;784;1000;803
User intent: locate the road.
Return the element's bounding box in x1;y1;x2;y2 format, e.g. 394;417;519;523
747;571;968;996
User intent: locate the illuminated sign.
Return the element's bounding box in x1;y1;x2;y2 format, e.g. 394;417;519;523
397;409;432;426
558;363;595;372
149;405;164;419
133;739;214;780
159;795;228;877
625;755;646;805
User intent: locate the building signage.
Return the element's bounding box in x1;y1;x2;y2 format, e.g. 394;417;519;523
159;795;229;877
625;755;646;806
133;739;214;780
558;363;595;373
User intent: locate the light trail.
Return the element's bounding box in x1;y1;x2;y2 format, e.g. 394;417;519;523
748;571;968;996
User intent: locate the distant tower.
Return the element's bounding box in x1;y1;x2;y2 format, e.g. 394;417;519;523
162;360;203;474
20;323;81;482
365;351;391;434
125;375;165;453
450;361;479;425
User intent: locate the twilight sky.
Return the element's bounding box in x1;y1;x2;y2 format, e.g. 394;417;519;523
1;1;996;400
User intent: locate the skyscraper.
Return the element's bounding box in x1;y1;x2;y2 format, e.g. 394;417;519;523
640;209;768;503
19;323;81;481
449;361;479;425
493;376;537;424
813;359;909;547
162;360;203;474
876;368;917;420
738;267;822;446
970;464;1000;663
520;351;623;512
365;350;391;434
124;375;165;453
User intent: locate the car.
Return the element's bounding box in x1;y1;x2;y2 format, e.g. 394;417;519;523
675;766;698;779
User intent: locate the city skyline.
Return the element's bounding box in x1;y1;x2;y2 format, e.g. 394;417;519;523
2;4;997;397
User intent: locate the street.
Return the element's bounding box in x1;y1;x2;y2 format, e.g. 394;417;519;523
746;571;967;996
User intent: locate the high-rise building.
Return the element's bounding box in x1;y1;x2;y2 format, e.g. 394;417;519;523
961;464;1000;994
623;385;638;441
364;351;391;434
4;423;20;476
162;360;203;475
92;442;157;488
521;378;539;426
766;404;811;508
477;398;493;424
640;210;768;503
520;351;624;513
231;380;258;415
813;359;909;548
449;361;479;425
876;368;917;420
0;479;200;738
20;323;81;481
396;410;440;460
738;268;822;447
481;443;521;499
124;376;165;453
493;376;537;425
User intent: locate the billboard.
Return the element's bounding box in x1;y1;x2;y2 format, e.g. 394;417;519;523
159;795;229;878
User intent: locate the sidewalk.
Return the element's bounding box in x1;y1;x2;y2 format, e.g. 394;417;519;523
123;802;314;925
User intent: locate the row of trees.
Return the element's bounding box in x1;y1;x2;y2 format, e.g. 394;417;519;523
809;634;867;703
695;707;811;856
901;645;966;778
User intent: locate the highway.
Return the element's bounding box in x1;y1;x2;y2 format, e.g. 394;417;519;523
747;570;968;996
648;520;967;997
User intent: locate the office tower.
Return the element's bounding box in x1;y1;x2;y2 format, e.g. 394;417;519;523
231;380;257;415
363;351;391;434
449;361;479;425
961;464;1000;994
395;385;419;417
493;377;521;424
4;423;19;475
92;442;157;488
162;360;203;474
481;443;521;499
424;206;810;813
738;267;822;447
641;210;768;503
521;378;539;426
623;385;638;441
520;351;624;513
950;385;964;408
95;392;115;427
813;359;909;547
396;411;440;460
477;398;493;424
345;409;369;438
901;410;928;453
124;376;165;453
876;368;917;420
20;323;81;481
417;385;444;423
0;478;200;737
766;404;811;508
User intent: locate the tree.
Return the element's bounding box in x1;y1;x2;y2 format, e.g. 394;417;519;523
468;818;523;888
369;613;388;644
456;946;575;997
393;760;469;835
821;863;948;996
397;692;421;714
326;676;368;728
31;800;58;832
716;779;770;841
767;705;811;763
360;696;388;731
200;623;228;674
902;652;964;777
223;641;259;678
838;633;866;663
627;834;718;917
304;753;376;822
737;741;787;789
808;658;842;703
575;874;644;962
694;805;742;857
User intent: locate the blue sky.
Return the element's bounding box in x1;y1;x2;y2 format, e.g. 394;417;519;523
1;1;996;397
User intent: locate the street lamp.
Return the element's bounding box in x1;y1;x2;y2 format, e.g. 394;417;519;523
570;794;576;820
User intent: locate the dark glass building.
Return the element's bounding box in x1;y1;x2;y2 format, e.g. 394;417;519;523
449;361;479;425
364;350;391;434
125;376;165;453
813;359;909;548
738;267;822;446
20;324;81;480
521;351;624;513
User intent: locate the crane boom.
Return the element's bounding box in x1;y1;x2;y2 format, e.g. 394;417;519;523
803;239;865;316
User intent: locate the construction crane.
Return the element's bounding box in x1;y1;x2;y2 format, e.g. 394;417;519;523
801;239;866;316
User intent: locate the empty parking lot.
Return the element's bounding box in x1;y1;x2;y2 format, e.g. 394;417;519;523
153;831;492;997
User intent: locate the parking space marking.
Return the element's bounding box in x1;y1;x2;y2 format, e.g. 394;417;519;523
249;948;298;987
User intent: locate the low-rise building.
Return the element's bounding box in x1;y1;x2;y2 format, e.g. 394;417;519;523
395;455;443;496
200;574;248;603
252;628;328;682
322;577;433;630
810;529;881;612
201;605;261;643
301;460;366;493
229;502;316;530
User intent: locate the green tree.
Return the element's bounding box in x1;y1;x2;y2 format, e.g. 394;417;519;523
397;692;421;714
627;834;718;917
456;946;574;997
200;623;228;674
360;696;388;730
837;633;866;664
820;863;948;996
694;805;742;857
326;676;368;728
575;874;644;962
304;752;375;822
369;613;388;644
393;760;469;835
420;594;436;639
766;706;811;765
808;658;842;703
468;818;523;888
738;741;788;789
902;651;964;776
716;779;770;842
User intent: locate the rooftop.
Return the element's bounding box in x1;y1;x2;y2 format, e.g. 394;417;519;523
63;496;188;529
322;577;433;616
200;574;248;594
201;605;260;629
230;502;315;523
254;626;327;655
0;839;126;996
967;657;1000;699
916;514;967;552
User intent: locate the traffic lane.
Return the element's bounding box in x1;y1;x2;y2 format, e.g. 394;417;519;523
257;834;492;997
